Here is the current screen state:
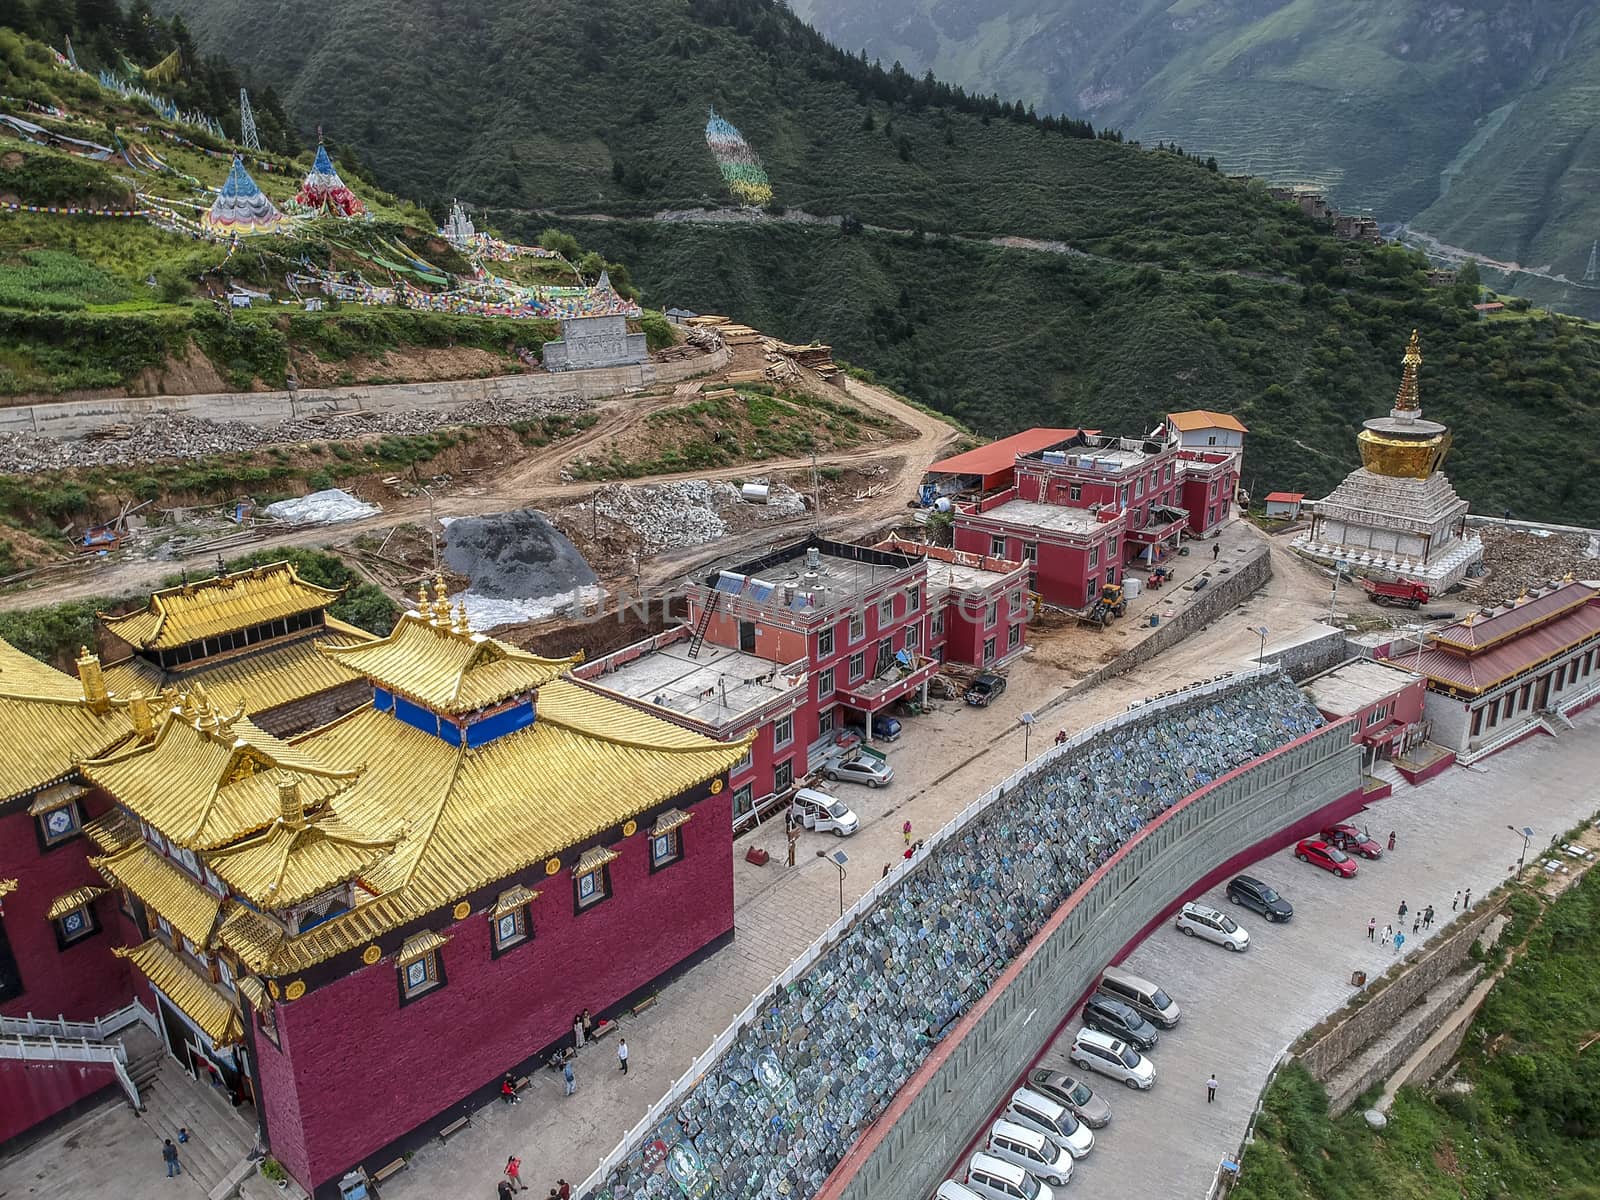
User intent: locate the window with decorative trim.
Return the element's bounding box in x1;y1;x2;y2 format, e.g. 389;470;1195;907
490;885;539;957
53;904;99;948
649;808;692;873
573;847;617;913
494;908;529;953
36;801;81;849
396;931;448;1004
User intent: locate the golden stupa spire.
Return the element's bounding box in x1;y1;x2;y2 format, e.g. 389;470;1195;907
431;577;451;627
1394;328;1422;412
454;600;471;636
416;582;430;615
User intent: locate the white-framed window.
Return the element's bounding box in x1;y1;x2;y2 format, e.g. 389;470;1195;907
733;783;754;817
905;624;920;650
399;950;442;1001
1023;542;1037;563
576;867;608;910
907;585;922;612
818;626;835;658
1069;484;1082;501
818;707;836;736
1089;545;1099;568
818;667;835;698
1134;477;1144;499
732;745;754;775
1008;589;1023;610
983;638;996;665
1106;564;1118;585
1119;485;1130;507
849;652;865;681
774;713;794;747
38;801;81;848
216;956;235;992
774;759;794;791
985;602;998;628
1108;536;1118;557
931;612;945;636
990;536;1006;557
1008;623;1022;650
650;829;681;869
1165;463;1174;482
848;612;864;643
878;597;894;626
1207;434;1218;446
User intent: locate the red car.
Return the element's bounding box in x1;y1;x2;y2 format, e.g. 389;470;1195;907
1296;839;1358;878
1321;824;1383;860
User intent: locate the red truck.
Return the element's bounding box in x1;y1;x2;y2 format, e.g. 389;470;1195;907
1359;577;1431;608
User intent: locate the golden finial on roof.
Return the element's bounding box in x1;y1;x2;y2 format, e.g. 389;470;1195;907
1564;570;1576;584
1393;328;1423;412
432;576;451;627
1516;585;1529;605
416;582;430;614
128;690;154;742
75;645;110;714
454;600;471;636
1462;611;1475;627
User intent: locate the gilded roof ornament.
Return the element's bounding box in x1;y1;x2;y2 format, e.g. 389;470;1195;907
454;600;471;636
1393;328;1422;412
431;577;451;627
416;582;430;614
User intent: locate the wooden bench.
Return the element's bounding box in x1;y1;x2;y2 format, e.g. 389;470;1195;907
514;1075;531;1091
589;1019;617;1041
373;1158;407;1183
438;1115;471;1141
631;993;660;1018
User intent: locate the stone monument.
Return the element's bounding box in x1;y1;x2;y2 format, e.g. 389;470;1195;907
1292;330;1483;589
541;273;648;371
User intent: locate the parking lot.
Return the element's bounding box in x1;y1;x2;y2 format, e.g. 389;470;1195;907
947;705;1600;1197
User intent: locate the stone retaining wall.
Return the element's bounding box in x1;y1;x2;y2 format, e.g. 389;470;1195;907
1296;905;1499;1082
0;349;731;440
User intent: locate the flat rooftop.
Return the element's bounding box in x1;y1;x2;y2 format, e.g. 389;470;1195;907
584;639;801;729
973;499;1109;536
1022;432;1168;474
1302;658;1418;716
712;539;917;612
925;557;1017;598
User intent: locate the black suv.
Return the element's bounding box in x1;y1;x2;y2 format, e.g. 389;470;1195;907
964;673;1007;707
1225;874;1294;923
1081;994;1159;1050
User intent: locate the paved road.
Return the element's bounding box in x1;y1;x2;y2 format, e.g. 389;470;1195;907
998;704;1600;1199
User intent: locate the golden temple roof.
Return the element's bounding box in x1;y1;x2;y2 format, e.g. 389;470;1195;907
317;595;578;715
82;699;363;850
114;939;243;1047
100;562;344;651
95;842;223;949
0;639;133;801
103;618;372;719
231;679;748;974
46;885;108;920
205;809;396;908
236;974;269;1011
83;808;141;856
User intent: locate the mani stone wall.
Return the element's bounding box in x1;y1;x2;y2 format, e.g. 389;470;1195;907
542;315;648;372
828;718;1361;1200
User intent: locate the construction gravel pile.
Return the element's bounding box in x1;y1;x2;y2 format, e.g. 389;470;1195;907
584;480;807;553
1474;521;1600;606
443;508;602;629
0;395;592;473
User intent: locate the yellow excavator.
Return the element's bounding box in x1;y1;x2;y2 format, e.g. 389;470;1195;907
1081;582;1128;629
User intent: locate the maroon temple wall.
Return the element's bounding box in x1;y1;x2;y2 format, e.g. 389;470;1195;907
254;784;737;1195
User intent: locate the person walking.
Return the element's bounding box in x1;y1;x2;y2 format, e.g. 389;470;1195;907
1452;889;1461;911
1412;916;1421;935
1211;543;1220;561
1380;925;1392;946
618;1038;629;1074
505;1156;528;1192
162;1138;182;1178
1387;830;1396;852
563;1060;576;1096
1397;900;1408;923
1366;916;1376;941
1206;1073;1218;1103
902;820;913;847
1423;904;1434;929
1393;931;1406;955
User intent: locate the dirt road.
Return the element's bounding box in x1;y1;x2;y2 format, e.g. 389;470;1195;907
3;369;960;611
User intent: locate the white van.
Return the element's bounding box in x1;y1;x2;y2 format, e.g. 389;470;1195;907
965;1152;1057;1200
985;1119;1072;1186
790;787;859;836
935;1182;986;1200
1099;966;1181;1028
1070;1027;1156;1090
1005;1087;1094;1158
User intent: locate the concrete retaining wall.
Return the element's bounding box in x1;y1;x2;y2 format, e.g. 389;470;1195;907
1264;627;1355;682
1323;964;1482;1115
0;349;731;440
1074;546;1273;691
1295;905;1499;1081
823;719;1363;1200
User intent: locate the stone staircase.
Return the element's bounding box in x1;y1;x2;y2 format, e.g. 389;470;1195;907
129;1038;259;1196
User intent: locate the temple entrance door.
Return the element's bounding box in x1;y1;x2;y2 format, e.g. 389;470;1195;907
1535;675;1551;710
157;997;192;1074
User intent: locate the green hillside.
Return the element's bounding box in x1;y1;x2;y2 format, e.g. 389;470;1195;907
784;0;1600;318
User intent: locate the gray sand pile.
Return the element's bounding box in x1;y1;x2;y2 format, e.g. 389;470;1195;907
443;508;597;600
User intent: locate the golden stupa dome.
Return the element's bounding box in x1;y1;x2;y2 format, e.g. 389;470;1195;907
1356;329;1452;479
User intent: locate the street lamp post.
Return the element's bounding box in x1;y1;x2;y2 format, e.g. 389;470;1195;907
1508;824;1534;874
816;849;848;917
1020;711;1036;762
1255;626;1269;664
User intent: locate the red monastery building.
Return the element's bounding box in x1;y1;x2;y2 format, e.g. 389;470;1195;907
0;570;747;1197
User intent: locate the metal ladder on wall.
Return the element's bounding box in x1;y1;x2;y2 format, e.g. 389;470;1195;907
687;591;722;659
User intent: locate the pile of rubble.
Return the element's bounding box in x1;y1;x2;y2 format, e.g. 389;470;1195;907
0;395;593;473
578;479;807;554
1473;521;1600;606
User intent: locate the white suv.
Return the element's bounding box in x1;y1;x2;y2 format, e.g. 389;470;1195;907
1069;1027;1155;1090
1175;902;1250;951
